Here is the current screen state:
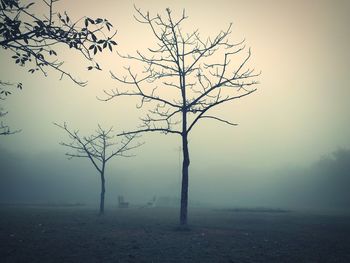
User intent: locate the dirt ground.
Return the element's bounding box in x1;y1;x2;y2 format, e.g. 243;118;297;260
1;205;349;262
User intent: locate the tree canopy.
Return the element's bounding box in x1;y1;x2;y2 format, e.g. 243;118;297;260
0;0;117;135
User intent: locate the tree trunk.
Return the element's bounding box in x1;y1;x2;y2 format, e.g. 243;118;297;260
99;172;105;215
180;132;190;226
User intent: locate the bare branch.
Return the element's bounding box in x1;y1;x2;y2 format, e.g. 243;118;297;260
118;128;181;136
55;122;142;174
187;89;257;133
199;116;238;126
103;7;259;145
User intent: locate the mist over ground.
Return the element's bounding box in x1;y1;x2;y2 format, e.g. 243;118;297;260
1;145;349;212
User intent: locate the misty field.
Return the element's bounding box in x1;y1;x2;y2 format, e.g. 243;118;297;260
1;205;349;263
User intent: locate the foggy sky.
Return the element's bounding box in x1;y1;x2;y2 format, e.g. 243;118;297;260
1;0;349;208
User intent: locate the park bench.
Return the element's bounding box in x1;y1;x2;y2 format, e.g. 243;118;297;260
118;195;129;208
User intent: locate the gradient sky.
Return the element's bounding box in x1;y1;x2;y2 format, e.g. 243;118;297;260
1;0;349;178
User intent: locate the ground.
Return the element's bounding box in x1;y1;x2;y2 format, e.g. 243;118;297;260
1;205;349;262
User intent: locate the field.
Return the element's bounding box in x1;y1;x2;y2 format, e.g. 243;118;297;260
1;205;349;262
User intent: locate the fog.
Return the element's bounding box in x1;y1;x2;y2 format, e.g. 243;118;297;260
1;145;349;212
1;0;350;213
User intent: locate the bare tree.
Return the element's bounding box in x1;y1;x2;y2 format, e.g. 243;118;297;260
101;8;260;226
54;123;141;215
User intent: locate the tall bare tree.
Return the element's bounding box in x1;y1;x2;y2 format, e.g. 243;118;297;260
101;8;260;226
55;123;141;215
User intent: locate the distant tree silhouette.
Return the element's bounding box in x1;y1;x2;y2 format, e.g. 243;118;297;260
1;0;117;135
311;148;350;208
101;7;260;226
0;80;20;135
55;123;141;215
0;108;20;135
0;111;10;135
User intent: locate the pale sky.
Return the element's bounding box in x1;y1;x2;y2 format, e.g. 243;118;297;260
1;0;349;176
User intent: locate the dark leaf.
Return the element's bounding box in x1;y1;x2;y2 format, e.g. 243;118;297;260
91;33;97;42
87;17;94;24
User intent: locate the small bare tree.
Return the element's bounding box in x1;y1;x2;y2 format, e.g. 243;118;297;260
55;123;141;215
101;8;260;226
